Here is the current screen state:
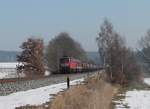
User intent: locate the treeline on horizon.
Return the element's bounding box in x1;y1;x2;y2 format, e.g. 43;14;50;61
14;19;150;85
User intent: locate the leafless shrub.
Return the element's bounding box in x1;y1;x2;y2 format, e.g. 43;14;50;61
17;38;45;77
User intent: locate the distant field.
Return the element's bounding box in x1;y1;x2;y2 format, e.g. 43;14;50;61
0;62;18;79
0;62;50;79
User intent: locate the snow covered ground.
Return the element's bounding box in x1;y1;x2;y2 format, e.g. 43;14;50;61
0;62;18;68
0;62;18;79
0;62;51;79
144;78;150;85
0;72;18;79
115;78;150;109
0;78;84;109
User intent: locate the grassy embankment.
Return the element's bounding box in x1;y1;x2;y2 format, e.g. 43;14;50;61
17;72;119;109
50;72;149;109
50;73;118;109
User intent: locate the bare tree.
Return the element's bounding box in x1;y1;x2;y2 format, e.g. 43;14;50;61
139;29;150;48
139;29;150;73
46;32;87;73
97;19;142;84
96;20;116;67
17;38;45;77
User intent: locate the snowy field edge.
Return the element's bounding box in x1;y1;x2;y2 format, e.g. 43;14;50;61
0;78;84;109
115;78;150;109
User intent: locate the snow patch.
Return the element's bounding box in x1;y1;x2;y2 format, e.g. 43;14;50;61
0;62;51;79
0;62;18;68
115;90;150;109
144;78;150;85
0;78;84;109
115;78;150;109
44;71;51;76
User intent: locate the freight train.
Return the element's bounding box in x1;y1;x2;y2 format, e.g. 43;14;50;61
59;56;100;73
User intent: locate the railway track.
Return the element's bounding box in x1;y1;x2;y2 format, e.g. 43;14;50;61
0;71;100;96
0;75;51;83
0;70;101;83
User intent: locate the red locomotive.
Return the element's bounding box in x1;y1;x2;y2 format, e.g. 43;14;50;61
59;56;81;73
59;56;99;73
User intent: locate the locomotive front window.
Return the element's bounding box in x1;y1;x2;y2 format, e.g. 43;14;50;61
60;58;70;63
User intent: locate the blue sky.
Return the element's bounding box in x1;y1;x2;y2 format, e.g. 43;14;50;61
0;0;150;51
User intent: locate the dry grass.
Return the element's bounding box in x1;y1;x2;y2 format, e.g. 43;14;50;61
50;74;118;109
16;73;118;109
